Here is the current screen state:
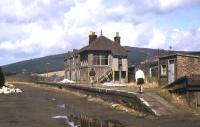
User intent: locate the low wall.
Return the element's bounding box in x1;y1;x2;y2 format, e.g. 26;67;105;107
165;75;200;107
37;82;155;115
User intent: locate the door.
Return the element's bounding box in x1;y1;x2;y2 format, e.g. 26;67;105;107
168;59;175;84
112;58;119;71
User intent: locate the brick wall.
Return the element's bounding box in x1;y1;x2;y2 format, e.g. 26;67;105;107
177;56;200;79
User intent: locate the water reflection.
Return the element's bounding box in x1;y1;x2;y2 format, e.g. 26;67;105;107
69;114;123;127
52;113;124;127
51;98;124;127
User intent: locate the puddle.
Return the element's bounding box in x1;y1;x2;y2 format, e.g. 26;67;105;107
51;97;56;101
51;101;124;126
52;113;124;127
52;115;77;127
57;104;65;109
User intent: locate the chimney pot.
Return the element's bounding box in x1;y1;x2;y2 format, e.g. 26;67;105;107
114;32;120;44
116;32;119;37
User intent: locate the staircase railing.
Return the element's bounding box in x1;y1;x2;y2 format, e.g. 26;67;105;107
95;68;112;83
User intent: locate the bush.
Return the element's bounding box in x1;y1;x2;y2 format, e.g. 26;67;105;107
0;66;5;87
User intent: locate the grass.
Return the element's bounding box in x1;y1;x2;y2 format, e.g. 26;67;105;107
155;88;200;116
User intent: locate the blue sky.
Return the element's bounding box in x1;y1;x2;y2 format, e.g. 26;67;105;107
0;0;200;65
152;4;200;30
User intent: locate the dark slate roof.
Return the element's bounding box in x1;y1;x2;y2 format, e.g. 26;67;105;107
64;49;79;61
79;36;128;56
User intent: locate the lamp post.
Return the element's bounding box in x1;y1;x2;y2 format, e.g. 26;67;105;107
46;62;50;78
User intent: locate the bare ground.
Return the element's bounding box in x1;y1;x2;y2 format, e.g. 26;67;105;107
0;83;200;127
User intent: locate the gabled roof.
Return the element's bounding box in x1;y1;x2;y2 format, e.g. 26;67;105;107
79;36;128;56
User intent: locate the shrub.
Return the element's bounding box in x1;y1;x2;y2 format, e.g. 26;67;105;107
0;66;5;87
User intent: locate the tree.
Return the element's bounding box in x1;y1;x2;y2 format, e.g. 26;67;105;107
0;66;5;87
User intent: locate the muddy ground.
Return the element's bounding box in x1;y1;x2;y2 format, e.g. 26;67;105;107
0;83;200;127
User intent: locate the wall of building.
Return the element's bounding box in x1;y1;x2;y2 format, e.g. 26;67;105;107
176;56;200;79
88;53;93;66
159;57;175;86
159;55;200;86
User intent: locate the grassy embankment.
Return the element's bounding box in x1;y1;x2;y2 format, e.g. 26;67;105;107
127;82;200;116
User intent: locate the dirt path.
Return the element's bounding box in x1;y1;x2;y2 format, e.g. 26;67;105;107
0;83;200;127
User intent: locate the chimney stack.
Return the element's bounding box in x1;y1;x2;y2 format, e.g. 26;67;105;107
89;32;97;44
114;32;120;45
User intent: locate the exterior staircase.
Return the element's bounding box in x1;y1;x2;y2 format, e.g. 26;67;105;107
96;68;112;83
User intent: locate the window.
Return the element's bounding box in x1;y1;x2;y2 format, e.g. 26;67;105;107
161;64;167;76
72;57;74;65
93;54;108;65
121;71;126;79
94;55;100;65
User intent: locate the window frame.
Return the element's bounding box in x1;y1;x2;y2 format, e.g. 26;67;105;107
161;64;167;76
93;54;109;66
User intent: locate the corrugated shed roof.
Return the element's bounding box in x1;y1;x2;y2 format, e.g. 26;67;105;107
159;53;200;59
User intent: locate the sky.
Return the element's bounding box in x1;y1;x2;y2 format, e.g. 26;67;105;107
0;0;200;66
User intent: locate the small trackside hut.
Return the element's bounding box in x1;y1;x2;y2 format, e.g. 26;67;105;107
158;54;200;86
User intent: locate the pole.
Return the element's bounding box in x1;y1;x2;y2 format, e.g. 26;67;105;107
46;62;50;78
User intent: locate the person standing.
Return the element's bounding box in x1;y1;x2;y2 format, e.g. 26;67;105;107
89;68;96;87
135;69;145;93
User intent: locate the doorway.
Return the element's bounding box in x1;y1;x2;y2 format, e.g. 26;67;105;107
168;59;175;84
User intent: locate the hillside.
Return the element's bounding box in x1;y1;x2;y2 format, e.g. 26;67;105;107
125;46;169;64
2;53;67;74
2;46;200;74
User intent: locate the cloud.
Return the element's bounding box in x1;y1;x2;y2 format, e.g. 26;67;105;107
130;0;200;14
157;0;200;12
0;0;200;65
133;27;200;51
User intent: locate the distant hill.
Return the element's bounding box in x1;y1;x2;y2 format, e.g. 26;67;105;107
2;53;67;74
125;46;169;64
2;46;200;74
